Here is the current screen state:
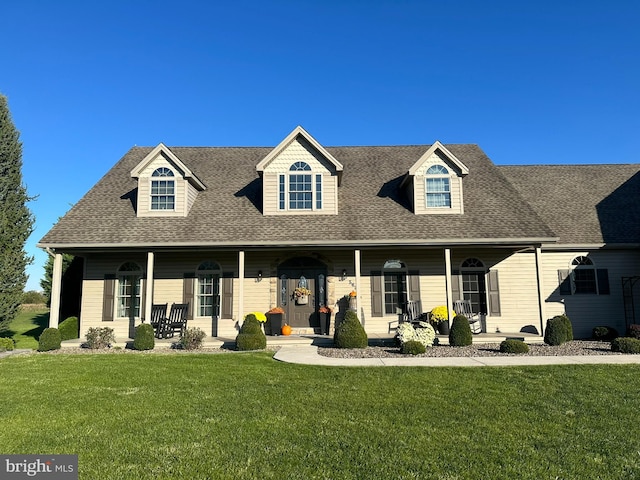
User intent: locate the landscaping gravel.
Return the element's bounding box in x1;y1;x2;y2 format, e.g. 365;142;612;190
317;340;620;359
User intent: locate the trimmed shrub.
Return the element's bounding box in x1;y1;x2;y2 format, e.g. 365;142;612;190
181;327;206;350
240;314;263;334
611;337;640;354
627;324;640;340
334;310;368;349
401;340;426;355
544;316;570;346
38;328;61;352
500;339;530;354
133;323;155;351
556;314;573;341
449;314;472;347
592;326;618;341
58;316;79;341
85;327;115;349
0;337;15;351
236;332;267;351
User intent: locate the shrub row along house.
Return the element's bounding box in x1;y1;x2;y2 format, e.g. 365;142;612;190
38;126;640;340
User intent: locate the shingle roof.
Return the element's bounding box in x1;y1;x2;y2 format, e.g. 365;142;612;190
39;144;558;249
500;164;640;245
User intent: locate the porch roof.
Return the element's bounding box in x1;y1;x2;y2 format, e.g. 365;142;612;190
39;144;558;250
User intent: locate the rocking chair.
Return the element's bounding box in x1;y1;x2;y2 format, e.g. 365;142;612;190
453;299;482;334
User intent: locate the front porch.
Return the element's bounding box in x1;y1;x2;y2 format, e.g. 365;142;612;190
59;331;545;350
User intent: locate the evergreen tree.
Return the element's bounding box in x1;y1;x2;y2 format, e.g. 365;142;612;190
0;94;34;333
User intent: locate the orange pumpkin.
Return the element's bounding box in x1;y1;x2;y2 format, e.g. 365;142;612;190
281;324;292;336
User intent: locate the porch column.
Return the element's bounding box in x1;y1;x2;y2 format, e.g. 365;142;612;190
238;250;245;322
49;252;63;328
534;246;546;335
144;251;154;322
444;248;453;323
354;249;361;319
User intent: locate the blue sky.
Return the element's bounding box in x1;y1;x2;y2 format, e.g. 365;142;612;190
1;0;639;291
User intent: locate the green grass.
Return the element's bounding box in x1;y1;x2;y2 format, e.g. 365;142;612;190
2;306;49;349
1;353;640;479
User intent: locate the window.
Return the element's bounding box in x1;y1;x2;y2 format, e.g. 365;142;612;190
278;162;322;211
197;261;221;317
117;262;141;318
151;167;175;210
571;256;597;294
425;164;451;208
460;258;487;315
383;260;407;315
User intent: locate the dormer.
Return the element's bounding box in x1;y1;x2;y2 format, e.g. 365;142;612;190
130;143;206;217
257;126;343;215
401;141;468;215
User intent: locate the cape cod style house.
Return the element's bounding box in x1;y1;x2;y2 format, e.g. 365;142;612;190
38;126;640;340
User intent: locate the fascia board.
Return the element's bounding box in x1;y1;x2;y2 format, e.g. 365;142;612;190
408;141;470;176
130;143;206;190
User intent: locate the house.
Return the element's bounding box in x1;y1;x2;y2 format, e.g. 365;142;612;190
38;126;640;340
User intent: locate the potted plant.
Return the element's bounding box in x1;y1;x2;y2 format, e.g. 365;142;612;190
318;305;332;335
348;290;357;311
266;306;285;335
294;287;312;305
429;305;453;335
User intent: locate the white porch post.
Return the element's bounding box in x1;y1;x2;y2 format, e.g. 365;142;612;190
49;253;63;328
354;249;361;319
238;250;245;322
444;248;453;324
144;251;154;322
535;246;546;335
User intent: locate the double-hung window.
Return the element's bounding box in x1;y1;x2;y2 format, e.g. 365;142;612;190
279;161;322;211
117;262;142;318
151;167;175;210
425;165;451;208
197;261;221;317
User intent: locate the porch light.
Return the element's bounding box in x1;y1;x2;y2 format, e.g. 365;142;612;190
257;270;263;281
341;269;347;280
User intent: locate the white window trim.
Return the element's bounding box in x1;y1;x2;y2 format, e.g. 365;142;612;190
278;171;323;212
150;168;176;212
116;262;143;319
196;261;222;318
569;256;599;295
425;165;452;209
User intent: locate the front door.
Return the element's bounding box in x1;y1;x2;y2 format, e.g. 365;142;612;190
278;257;328;330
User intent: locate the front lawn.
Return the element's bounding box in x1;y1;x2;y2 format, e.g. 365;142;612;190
2;306;49;349
1;353;639;479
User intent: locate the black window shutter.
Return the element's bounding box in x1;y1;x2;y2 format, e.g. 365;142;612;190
408;270;421;303
450;273;461;302
102;274;116;322
370;271;383;317
558;269;572;295
221;272;234;319
183;273;195;320
597;269;610;295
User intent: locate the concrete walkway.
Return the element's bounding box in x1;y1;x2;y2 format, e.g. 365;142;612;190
273;344;640;367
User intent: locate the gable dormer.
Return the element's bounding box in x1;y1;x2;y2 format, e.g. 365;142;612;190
402;141;468;215
130;143;206;217
257;126;343;215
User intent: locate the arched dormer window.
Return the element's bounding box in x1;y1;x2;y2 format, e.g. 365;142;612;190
425;164;451;208
278;161;322;211
151;167;175;210
196;261;221;317
117;262;142;319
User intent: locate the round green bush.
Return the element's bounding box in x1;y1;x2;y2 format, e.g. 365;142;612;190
611;337;640;354
38;328;62;352
401;340;426;355
593;326;618;341
334;310;368;349
499;339;530;354
627;324;640;339
58;316;79;341
544;315;573;346
0;337;15;351
240;314;263;334
449;314;472;346
236;332;267;351
133;323;155;350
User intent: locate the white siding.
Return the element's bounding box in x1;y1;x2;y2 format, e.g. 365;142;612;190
135;154;192;217
413;152;463;215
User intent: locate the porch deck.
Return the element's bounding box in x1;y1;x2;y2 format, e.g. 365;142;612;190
59;332;544;350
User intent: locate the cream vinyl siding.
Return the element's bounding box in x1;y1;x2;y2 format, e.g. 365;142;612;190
262;138;338;215
413;153;463;215
135;155;195;217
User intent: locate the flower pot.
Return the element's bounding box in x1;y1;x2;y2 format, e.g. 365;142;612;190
437;321;450;335
319;312;331;335
348;297;357;311
267;313;283;336
296;295;309;305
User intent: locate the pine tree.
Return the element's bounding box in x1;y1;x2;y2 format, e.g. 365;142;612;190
0;94;34;333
